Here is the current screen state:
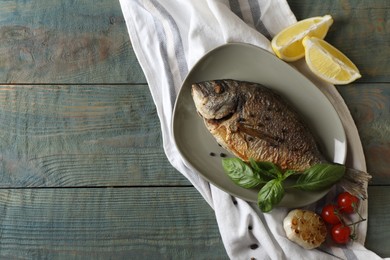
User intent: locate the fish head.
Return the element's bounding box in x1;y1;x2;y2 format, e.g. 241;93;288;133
191;80;238;120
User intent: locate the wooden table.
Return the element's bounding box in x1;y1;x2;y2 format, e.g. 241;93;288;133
0;0;388;258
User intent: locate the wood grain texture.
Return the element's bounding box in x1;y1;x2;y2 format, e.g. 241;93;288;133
338;84;390;184
366;186;390;258
0;187;227;259
0;0;145;84
288;0;390;83
0;0;388;258
0;186;387;259
0;85;187;187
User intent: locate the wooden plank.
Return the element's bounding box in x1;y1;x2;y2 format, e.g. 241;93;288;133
366;186;390;258
0;85;188;187
0;186;387;258
0;83;388;187
0;187;228;259
2;82;388;187
288;0;390;83
337;83;390;185
0;0;145;84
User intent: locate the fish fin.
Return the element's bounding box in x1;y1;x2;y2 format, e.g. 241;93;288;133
238;124;280;147
338;168;372;200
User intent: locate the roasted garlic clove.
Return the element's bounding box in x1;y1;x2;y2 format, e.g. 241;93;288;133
283;209;327;249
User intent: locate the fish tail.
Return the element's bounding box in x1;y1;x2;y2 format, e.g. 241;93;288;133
338;168;372;200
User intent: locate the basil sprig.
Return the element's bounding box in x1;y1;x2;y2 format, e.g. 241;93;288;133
258;179;284;212
293;163;346;191
222;158;345;212
221;158;267;188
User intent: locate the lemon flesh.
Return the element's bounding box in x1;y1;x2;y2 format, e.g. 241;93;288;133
302;36;361;85
271;15;333;62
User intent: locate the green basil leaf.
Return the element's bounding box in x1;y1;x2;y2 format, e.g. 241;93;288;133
283;170;296;180
249;159;282;179
249;158;261;173
222;158;265;188
257;179;284;212
294;163;345;191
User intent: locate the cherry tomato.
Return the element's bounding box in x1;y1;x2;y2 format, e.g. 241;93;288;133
331;224;351;244
321;204;341;224
337;192;359;214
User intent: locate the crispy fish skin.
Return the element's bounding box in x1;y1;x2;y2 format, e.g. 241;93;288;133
191;79;325;172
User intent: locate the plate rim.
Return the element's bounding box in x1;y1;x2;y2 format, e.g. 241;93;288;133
172;42;347;205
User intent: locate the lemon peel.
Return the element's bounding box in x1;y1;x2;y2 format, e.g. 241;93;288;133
271;15;333;62
302;36;361;85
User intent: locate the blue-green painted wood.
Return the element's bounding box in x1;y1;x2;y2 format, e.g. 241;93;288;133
0;186;387;259
0;0;146;83
0;0;388;259
0;187;228;259
0;85;188;187
0;84;388;187
366;186;390;258
338;84;390;185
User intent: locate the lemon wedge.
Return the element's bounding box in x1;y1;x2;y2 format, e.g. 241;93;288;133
302;36;361;85
271;15;333;62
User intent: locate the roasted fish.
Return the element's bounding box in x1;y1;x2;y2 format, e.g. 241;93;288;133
192;79;324;172
191;79;371;197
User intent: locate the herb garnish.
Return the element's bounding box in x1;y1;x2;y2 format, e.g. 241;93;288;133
222;158;345;212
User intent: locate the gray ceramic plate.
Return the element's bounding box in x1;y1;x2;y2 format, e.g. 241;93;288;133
172;43;346;207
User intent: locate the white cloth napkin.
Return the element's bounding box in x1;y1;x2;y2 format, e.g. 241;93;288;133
119;0;386;259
